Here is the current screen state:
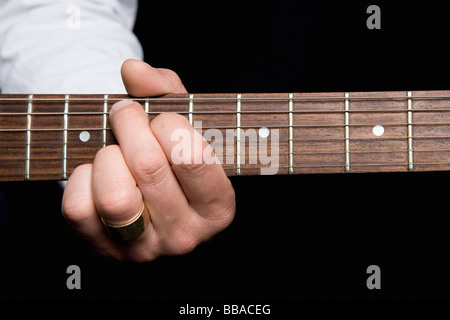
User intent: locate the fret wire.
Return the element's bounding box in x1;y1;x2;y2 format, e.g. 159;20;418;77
344;93;350;173
62;94;69;179
103;95;108;148
145;98;149;114
236;93;242;175
288;93;294;174
25;94;33;181
189;94;194;125
407;91;414;171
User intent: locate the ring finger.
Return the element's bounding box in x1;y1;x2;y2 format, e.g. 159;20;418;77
92;144;158;260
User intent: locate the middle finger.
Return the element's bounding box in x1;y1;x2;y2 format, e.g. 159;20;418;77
108;100;196;238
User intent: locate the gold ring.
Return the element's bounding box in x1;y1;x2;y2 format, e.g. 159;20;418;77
101;202;150;243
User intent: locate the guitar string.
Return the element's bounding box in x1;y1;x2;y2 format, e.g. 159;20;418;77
3;138;450;162
2;116;450;145
3;107;450;116
3;136;450;147
3;140;448;171
4;160;450;180
2;95;450;102
0;92;450;114
3;120;450;131
1;95;449;119
2;126;450;146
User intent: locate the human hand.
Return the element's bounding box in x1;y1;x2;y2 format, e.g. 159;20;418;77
62;59;235;261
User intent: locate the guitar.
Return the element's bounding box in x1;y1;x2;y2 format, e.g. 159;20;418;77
1;90;450;181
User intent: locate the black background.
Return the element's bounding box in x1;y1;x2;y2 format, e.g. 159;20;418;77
1;0;450;308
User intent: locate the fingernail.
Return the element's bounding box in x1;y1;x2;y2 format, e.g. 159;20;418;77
111;99;134;113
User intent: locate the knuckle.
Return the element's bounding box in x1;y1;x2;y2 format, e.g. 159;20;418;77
210;203;236;231
132;153;170;187
171;239;197;256
177;160;209;177
152;113;211;175
165;230;198;256
91;239;118;259
128;250;160;263
119;233;161;262
177;142;209;175
219;205;236;229
61;198;91;225
204;188;236;230
96;186;135;216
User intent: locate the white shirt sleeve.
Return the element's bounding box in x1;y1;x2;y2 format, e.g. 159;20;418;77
0;0;143;94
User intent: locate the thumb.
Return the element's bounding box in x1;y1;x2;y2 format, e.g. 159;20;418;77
121;59;187;97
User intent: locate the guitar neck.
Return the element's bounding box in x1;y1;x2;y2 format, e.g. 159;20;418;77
1;90;450;181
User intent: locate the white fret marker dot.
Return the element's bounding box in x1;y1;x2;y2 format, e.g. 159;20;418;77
372;125;385;137
79;131;90;142
259;127;270;138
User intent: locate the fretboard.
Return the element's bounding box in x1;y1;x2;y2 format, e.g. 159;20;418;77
1;91;450;181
